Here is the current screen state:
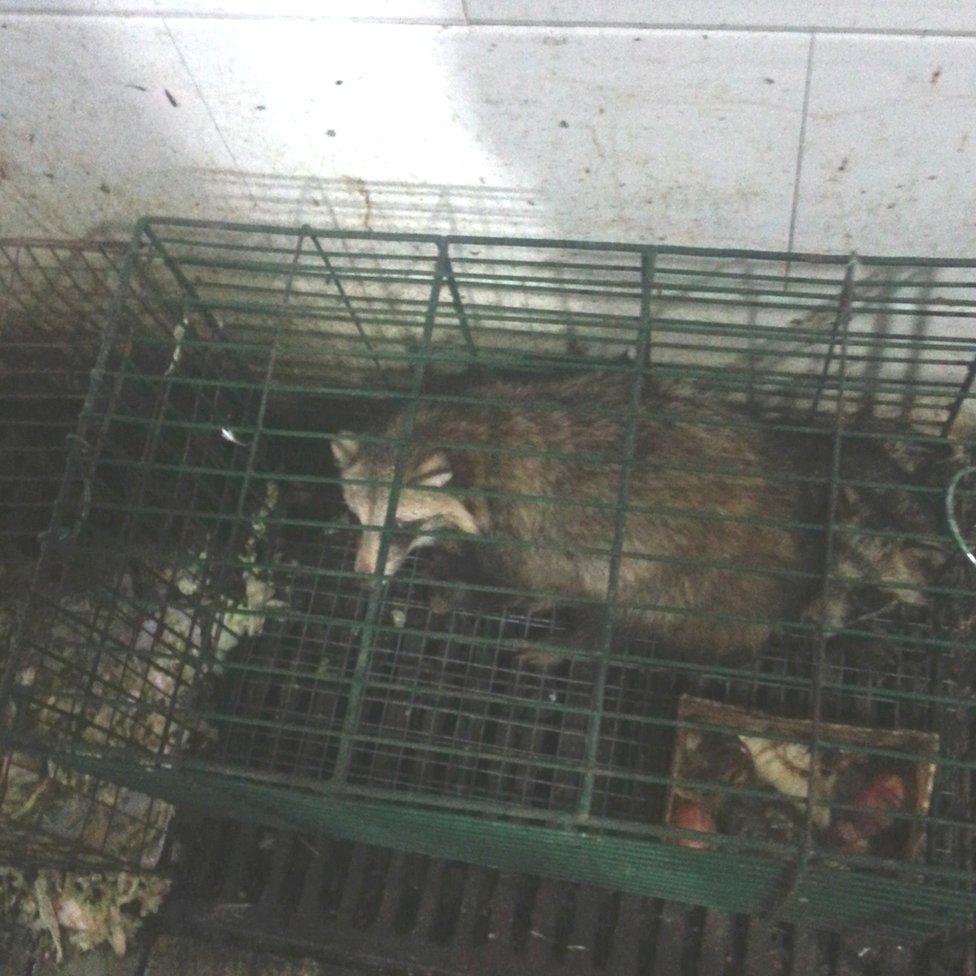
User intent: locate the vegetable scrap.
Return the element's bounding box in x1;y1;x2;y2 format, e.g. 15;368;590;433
666;696;938;860
1;867;170;959
0;482;286;958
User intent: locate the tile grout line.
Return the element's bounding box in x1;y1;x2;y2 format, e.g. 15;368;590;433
159;15;260;211
459;19;971;37
0;10;971;36
786;32;816;254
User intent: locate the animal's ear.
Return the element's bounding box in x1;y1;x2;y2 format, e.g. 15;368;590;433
410;451;452;489
330;432;359;469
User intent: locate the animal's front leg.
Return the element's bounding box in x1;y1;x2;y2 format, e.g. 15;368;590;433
422;546;488;617
505;602;589;671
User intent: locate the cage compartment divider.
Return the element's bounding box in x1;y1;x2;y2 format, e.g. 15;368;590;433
332;241;445;783
442;247;479;359
189;231;298;678
307;228;389;382
806;256;858;421
141;221;230;348
944;340;976;438
577;248;656;822
131;224;271;432
771;255;859;915
59;232;199;760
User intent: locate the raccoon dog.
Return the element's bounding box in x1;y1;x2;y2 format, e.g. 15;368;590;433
330;371;826;660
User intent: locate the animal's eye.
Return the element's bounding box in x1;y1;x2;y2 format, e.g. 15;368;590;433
396;517;426;530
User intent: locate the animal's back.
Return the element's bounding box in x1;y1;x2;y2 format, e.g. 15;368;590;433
404;371;812;658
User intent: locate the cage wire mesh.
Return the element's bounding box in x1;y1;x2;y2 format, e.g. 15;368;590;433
0;236;180;876
2;217;975;937
0;238;122;553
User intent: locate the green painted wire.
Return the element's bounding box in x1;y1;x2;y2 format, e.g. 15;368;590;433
946;465;976;567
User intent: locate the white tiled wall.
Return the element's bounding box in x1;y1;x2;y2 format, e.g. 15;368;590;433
0;3;974;254
795;34;976;254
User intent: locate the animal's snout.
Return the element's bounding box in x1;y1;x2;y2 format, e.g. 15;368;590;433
354;531;381;576
353;530;401;578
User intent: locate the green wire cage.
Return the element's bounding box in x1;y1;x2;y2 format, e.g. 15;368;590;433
0;237;183;874
1;217;975;937
0;238;125;550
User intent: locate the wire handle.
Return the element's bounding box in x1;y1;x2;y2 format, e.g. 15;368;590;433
946;465;976;567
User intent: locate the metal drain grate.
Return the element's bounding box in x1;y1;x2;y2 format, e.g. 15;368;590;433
159;818;975;976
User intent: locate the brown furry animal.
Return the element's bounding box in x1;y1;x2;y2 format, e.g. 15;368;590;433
331;371;820;660
802;415;967;632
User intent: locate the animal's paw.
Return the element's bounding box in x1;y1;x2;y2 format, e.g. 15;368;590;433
801;591;848;636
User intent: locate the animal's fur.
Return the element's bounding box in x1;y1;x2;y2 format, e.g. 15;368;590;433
332;371;967;661
807;415;968;631
332;371;822;659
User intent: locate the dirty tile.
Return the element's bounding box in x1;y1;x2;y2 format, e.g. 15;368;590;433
0;15;232;237
464;1;976;33
144;937;336;975
167;22;808;246
144;937;259;976
793;35;976;255
0;181;62;238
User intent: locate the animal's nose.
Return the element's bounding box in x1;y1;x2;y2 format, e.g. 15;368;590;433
354;552;373;575
355;544;376;576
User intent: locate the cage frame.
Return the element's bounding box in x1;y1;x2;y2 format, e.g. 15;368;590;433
2;216;975;935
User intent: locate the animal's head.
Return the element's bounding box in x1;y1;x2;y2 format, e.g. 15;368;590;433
331;432;480;578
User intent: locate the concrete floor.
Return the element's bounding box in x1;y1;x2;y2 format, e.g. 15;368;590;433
6;936;347;976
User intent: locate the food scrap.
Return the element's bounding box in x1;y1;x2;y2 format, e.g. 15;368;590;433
666;696;937;861
827;774;908;853
670;796;716;850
